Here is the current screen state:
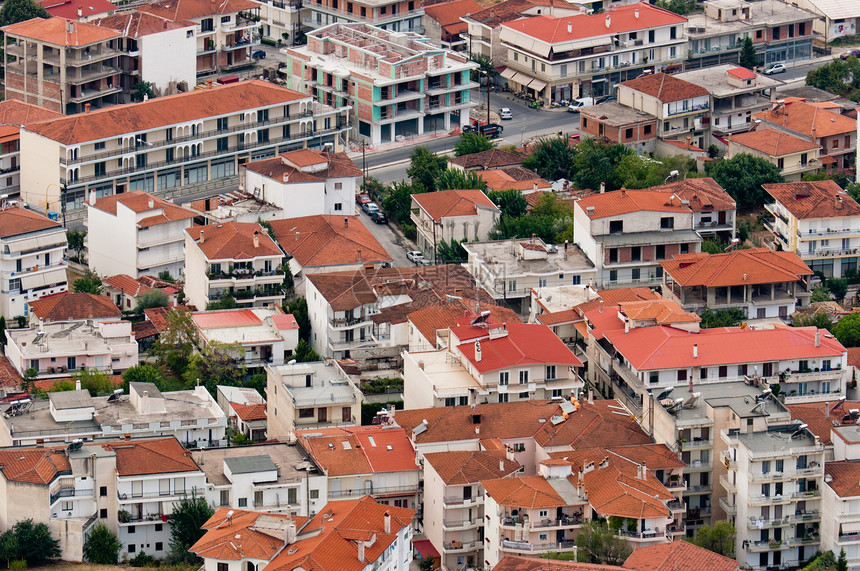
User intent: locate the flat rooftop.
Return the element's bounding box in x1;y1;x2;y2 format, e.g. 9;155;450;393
192;442;319;486
184;190;282;223
407;350;481;398
534;285;598;313
8;321;122;358
1;400;101;439
464;240;595;278
93;387;223;429
675;65;780;98
686;0;818;38
656;382;788;426
272;362;358;406
738;427;820;455
580;102;656;126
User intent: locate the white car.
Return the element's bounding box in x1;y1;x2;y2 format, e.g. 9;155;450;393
499;108;513;120
407;250;426;264
762;63;786;75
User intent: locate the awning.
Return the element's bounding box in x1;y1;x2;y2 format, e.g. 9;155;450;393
500;68;516;80
21;273;51;289
414;540;440;559
843;522;860;534
7;232;65;253
528;78;548;91
510;72;531;85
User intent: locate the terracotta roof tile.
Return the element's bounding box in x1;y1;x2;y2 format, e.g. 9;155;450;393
298;426;417;476
0;357;23;393
92;10;190;37
661;248;812;287
618;299;700;325
269;215;391;269
192;509;293;561
423;0;482;34
408;302;520;345
447;148;524;170
132;320;159;341
787;400;860;446
91;191;197;228
825;460;860;498
412;189;499;221
424;450;520;484
754;99;856;139
604;444;685;471
494;555;625;571
187;222;283;260
465;0;553;28
620;72;708;103
29;292;121;322
0;206;63;239
103;274;152;297
623;540;740;571
480;168;551;192
639;177;735;212
482;476;568;508
39;0;117;18
234;403;267;422
139;0;259;21
244;150;362;182
0;100;63;126
3;17;120;46
727;67;756;80
103;437;200;476
729;128;820;156
763;180;860;220
0;447;71;484
455;322;582;373
575;189;696;219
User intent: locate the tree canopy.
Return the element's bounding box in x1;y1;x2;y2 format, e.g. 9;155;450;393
739;36;758;70
570;138;635;192
0;520;60;566
66;228;86;261
453;132;496;157
134;289;170;314
699;308;745;329
167;493;213;564
806;57;860;102
148;308;197;376
705;153;784;210
183;341;246;394
574;520;632;565
407;147;447;193
73;268;102;294
522;136;576;181
832;312;860;347
687;520;736;558
0;0;49;29
83;523;121;565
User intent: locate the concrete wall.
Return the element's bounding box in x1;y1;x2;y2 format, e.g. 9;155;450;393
141;27;197;94
19;130;62;208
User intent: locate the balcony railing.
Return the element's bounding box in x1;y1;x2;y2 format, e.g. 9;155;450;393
445;540;480;552
50;487;92;505
500;540;576;552
443;496;482;507
328;484;419;499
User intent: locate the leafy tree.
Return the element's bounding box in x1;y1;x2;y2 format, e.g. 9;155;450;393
802;168;855;189
436;238;467;264
832;312;860;347
700;308;745;328
73;268;102;294
6;520;60;565
705;153;784;211
688;520;736;558
806;58;860;101
453;132;496;157
285;297;311;342
361;176;386;202
838;548;849;571
206;295;238;310
571;138;634;192
83;523;121;564
810;285;832;303
183;341;246;394
469;53;495;84
148;308;197;376
656;0;696;15
802;551;838;571
167;493;213;564
294;338;321;363
487;189;528;218
846;182;860;203
739;36;758;70
131;81;156;102
617;154;701;190
828;278;848;302
574;520;632;565
66;228;86;262
0;0;49;30
437;169;486;191
380;180;418;224
523;135;576;181
134;289;169;314
157;270;176;283
122;363;167;393
417;554;436;571
22;368;37;392
407;147;446;192
0;530;19;568
792;311;833;331
701;239;727;254
71;367;114;396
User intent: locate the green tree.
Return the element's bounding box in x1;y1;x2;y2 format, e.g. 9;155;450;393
8;520;60;565
523;135;576;181
701;239;727;254
688;520;736;558
571;138;634;192
294;338;321;362
73;268;102;294
407;147;447;192
134;289;169;314
792;311;833;331
700;307;746;328
122;363;167;393
833;312;860;347
803;551;837;571
157;270;176;283
469;53;495;84
739;36;758;70
574;520;632;565
656;0;696;15
838;548;849;571
206;295;238;310
0;530;19;568
71;367;113;396
148;308;197;376
0;0;49;29
437;169;486;191
810;284;832;303
285;297;311;341
22;367;37;392
183;341;246;394
380;180;417;224
828;278;849;302
617;154;700;190
66;228;86;262
83;523;121;564
846;182;860;203
453;132;496;157
487;189;528;218
167;493;214;564
131;81;156;102
806;57;860;101
802;168;855;189
705;153;784;210
361;176;386;202
436;238;467;264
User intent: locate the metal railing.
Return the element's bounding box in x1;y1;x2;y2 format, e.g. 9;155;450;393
329;484;419;499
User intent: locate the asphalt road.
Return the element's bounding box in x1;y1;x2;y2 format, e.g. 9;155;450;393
352;203;413;266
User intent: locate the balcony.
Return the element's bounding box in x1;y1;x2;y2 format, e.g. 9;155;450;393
668;500;686;515
119;513;168;525
616;530;668;542
792;489;821;500
667;523;686;536
329;316;373;330
443;496;483;508
719;497;736;514
748;540;789;552
663;478;687;492
666;103;709;117
443;540;479;553
680;439;713;451
425;81;479;96
68;85;123;104
719;474;737;493
50;487;92;505
749;494;791;506
500;540;576;552
837;534;860;545
375;89;424;105
748;516;790;530
442;518;480;531
791;510;820;524
685;460;712;472
329;484;419;500
750;471;794;483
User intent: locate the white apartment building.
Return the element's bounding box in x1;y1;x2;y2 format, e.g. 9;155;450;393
87;190;196;279
764;180;860;279
498;3;689;105
411;190;500;264
0;206;68;320
257;0;306;46
19;81;349;221
821;461;860;570
722;425;824;570
184;222;286;310
0;100;63;200
728;128;822;183
192;307;300;367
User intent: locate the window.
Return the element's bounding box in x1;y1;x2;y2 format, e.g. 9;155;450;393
738;364;748;376
609;269;618;282
631;268;640;281
499;371;509;385
625;128;633;139
288;488;298;504
833;139;840;150
609;248;618;263
166;148;174;162
217;117;228;131
135;134;147;148
846;136;851;147
677;370;687;381
718;366;728;378
129;545;136;553
670;26;677;39
649;371;659;384
519;370;529;384
136;154;146;168
299;408;314;418
94;141;105;150
680;243;689;254
310;489;319;499
334;203;342;211
631;246;641;261
217;137;229;151
283;124;291;139
660;217;674;229
656;244;665;260
498;393;509;403
155;542;163;551
445;397;456;407
648;30;655;42
257;109;269;123
700;367;708;379
128;526;136;534
669;46;676;58
663;121;670;131
258;129;270;143
218;563;228;571
100;509;108;518
238;498;247;507
644;124;652;135
155;524;162;532
508;280;517;292
519;392;529;399
100;486;107;497
546;365;556;380
609;220;623;233
572;275;580;285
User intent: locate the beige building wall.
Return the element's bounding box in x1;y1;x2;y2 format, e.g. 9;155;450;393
19;130;63;210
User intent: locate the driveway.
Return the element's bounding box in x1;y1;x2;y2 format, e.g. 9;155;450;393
354;205;413;267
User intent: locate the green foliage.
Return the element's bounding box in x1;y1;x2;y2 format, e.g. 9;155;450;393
436;238;467;264
828;278;849;302
70;367;114;396
157;270;176;283
792;311;833;331
833;312;860;347
802;168;855;189
487;189;528;218
361;401;402;425
73;268;102;294
453;132;496;157
66;228;86;260
574;520;632;565
135;289;170;314
522;136;576;181
811;285;832;303
407;147;447;192
361;177;386;202
571;138;635;192
802;550;838;571
469;53;495;83
294;338;321;362
846;182;860;204
2;520;60;566
380;181;418;224
0;530;19;567
166;493;214;564
838;548;849;571
701;239;726;254
739;36;758;70
616;154;699;190
708;144;720;159
285;297;311;342
206;295;237;310
437;169;486;191
806;57;860;101
687;520;736;558
705;153;784;210
490;193;574;244
360;377;403;394
16;315;25;328
148;308;197;377
700;307;746;328
539;551;579;561
417;555;436;571
0;0;49;30
83;523;121;564
132;81;156;102
9;561;26;570
282;260;294;296
230;431;248;445
21;367;37;392
183;341;246;394
122;363;168;393
128;551;158;567
656;0;696;14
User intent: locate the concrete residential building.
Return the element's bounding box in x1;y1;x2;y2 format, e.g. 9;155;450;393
192;307;300;367
240;149;362;217
821;461;860;569
618;72;711;149
0;206;68;320
184;222;287;310
791;0;860;44
406;300;521;352
763;180;860;278
661;248;813;317
462;0;552;65
266;360;362;438
257;0;306;46
283;23;477;145
422;0;481;52
579;102;658;155
87;190;196;279
215;385;265;437
301;0;424;33
728;128;822;182
411;190;500;263
0;101;63;200
19;81;349;218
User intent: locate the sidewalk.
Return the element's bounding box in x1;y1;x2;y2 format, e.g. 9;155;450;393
347;129;459;158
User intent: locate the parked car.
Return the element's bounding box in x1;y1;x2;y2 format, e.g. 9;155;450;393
361;202;379;215
463;123;504;138
252;50;266;60
407;250;426;264
355;193;372;205
499;107;513;120
567;97;595;113
840;48;860;60
762;63;786;75
596;95;617;104
370;211;387;224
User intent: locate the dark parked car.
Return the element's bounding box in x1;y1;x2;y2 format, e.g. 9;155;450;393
464;123;504;138
370;211;388;224
840;48;860;60
252;50;266;60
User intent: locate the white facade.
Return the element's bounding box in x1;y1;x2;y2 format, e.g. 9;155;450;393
821;465;860;570
411;192;500;264
305;276;379;359
139;26;197;94
242;166;358;217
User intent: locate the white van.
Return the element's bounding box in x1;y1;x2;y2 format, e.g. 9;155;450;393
567;97;595;113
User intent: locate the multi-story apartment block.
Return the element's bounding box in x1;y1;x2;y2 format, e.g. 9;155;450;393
422;450;522;571
723;424;824;570
0;101;63;199
139;0;260;77
617;72;711;149
19;81;350;219
755;99;857;171
192;307;300;366
764;180;860;278
791;0;859;44
283;23;477;146
498;3;688;104
184;222;287;310
258;0;307;46
301;0;423;33
265;360;362;437
411;190;500;263
87;190;196;279
728;128;822;182
821;461;860;569
654;177;737;242
0;206;68;320
684;0;818;71
661;248;813;317
423;0;481;52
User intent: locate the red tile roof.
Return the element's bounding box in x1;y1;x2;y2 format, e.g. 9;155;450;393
575;189;696;219
243;150;362;182
754;99;856;139
103;437;200;476
465;0;553;28
92;10;190;37
502;3;687;44
640;177;735;213
297;426;417;476
727;67;756;80
424;450;520;485
825;460;860;498
187;222;283;260
408;303;521;345
618;299;700;326
0;206;62;239
192;508;293;561
0;357;23;393
91;190;197;227
729;128;820;156
620;72;708;103
269;215;391;269
0;100;63;126
132;319;159;341
623;540;740;571
482;476;567;508
29;292;121;322
412;189;499;221
763;180;860;220
25;81;306;145
447;148;524;170
661;248;812;287
139;0;258;21
233;403;267;422
453;322;582;373
480;168;551;192
495;555;625;571
787;400;860;446
0;447;71;484
103;274;152;297
39;0;116;19
423;0;482;34
3;16;120;46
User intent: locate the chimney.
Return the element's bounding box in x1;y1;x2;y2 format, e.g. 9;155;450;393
693;344;698;358
836;195;843;209
599;299;604;313
358;542;365;562
147;198;154;209
295;231;300;241
475;340;482;362
620;189;627;198
84;103;91;113
686;136;692;150
384;512;391;534
635;7;639;18
567;21;572;33
89;190;97;206
75;379;81;391
344;217;349;228
207;79;213;89
588;388;594;404
77;7;82;17
825;401;831;419
253;231;260;248
500;459;505;472
600;182;606;193
199;230;205;244
815;329;820;347
605;14;610;28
